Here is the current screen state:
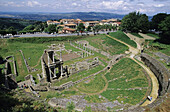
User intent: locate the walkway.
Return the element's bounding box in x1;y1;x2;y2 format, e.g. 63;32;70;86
106;35;139;56
131;58;159;106
73;55;122;95
125;33;144;50
107;34;159;106
139;33;156;40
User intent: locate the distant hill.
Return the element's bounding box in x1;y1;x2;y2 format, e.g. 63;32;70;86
0;18;36;30
0;12;125;21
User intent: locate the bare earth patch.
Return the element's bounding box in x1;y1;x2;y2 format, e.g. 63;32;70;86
62;53;80;61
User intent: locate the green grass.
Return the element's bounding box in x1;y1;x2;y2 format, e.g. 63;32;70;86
52;65;105;86
75;71;106;93
146;33;160;39
81;35;128;55
64;42;81;52
131;33;143;38
101;89;147;105
101;58;148;105
109;31;137;48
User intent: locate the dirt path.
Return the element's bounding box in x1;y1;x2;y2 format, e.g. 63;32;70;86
107;34;159;106
73;70;109;95
131;58;159;106
32;56;41;68
125;33;144;50
106;35;139;56
139;33;156;40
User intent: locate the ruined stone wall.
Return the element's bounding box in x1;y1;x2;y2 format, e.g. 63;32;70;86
139;53;170;111
141;53;170;96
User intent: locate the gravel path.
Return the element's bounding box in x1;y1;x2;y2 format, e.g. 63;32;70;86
107;34;159;106
139;33;156;40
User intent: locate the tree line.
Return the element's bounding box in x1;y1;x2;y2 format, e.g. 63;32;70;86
120;12;170;44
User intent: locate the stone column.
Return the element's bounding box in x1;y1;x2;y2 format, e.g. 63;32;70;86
47;52;50;66
49;68;52;81
13;56;17;76
60;48;63;77
54;67;57;77
53;52;55;63
85;46;86;57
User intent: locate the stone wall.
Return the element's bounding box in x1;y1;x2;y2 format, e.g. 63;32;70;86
141;53;170;96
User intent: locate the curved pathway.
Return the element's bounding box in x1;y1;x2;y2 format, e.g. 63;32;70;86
106;35;139;56
131;58;159;106
139;33;156;40
107;34;159;106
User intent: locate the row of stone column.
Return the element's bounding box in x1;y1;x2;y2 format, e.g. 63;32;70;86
70;41;94;58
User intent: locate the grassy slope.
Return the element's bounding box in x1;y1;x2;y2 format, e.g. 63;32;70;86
146;33;160;39
109;31;137;48
82;35;128;55
75;71;106;93
131;33;143;38
101;58;148;105
0;18;36;30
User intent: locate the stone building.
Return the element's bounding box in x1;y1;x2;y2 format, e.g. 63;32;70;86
41;46;68;82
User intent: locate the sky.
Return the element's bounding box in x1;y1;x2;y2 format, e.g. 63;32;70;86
0;0;170;15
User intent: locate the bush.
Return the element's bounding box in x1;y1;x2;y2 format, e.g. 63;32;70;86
8;36;86;43
109;31;137;48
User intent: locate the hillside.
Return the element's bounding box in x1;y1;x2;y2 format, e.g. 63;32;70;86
0;12;125;21
0;18;37;30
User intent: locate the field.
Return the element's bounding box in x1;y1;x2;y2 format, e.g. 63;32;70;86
109;31;137;48
0;34;151;107
131;32;144;38
101;58;148;105
146;33;160;39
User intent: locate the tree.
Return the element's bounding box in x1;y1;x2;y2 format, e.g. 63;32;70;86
23;25;35;31
121;12;141;32
121;12;150;33
77;23;85;36
104;24;109;31
0;30;7;37
137;14;149;33
47;24;57;34
158;15;170;44
112;25;117;31
56;26;64;33
94;25;101;34
66;101;75;112
150;13;168;31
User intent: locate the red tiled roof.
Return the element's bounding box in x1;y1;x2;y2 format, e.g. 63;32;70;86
63;28;76;31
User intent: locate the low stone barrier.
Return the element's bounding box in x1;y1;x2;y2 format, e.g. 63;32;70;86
141;53;170;96
139;53;170;110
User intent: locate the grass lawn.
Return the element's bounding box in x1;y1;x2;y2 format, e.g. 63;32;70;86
109;31;137;48
101;89;147;105
75;71;106;93
52;65;105;86
144;40;170;70
81;35;128;55
146;33;160;39
131;33;143;38
101;58;148;105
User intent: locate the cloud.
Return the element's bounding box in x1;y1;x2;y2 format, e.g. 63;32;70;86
0;0;169;15
153;0;168;1
154;4;165;7
27;1;40;7
100;0;129;10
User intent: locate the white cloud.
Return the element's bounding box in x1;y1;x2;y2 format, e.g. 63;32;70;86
100;0;129;10
154;4;164;7
72;3;77;6
27;1;41;7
